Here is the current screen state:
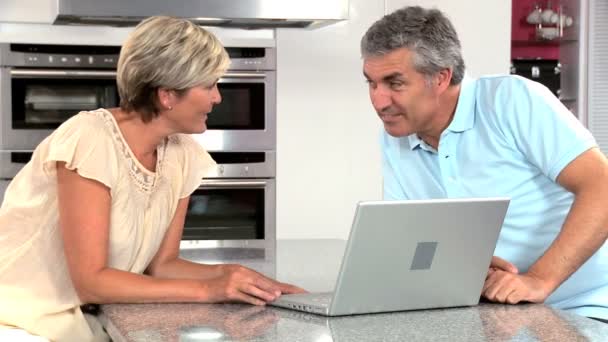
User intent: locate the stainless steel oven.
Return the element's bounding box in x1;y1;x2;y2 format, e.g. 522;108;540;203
0;151;32;204
0;43;278;257
0;44;121;151
0;150;277;258
180;151;276;259
0;44;276;152
193;47;276;152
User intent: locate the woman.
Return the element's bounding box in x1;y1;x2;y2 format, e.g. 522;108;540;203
0;16;303;341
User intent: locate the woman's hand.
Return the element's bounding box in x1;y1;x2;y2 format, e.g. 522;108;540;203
201;264;306;305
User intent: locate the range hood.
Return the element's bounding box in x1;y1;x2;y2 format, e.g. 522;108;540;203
53;0;349;29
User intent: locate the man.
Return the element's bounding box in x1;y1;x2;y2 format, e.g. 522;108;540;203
361;6;608;322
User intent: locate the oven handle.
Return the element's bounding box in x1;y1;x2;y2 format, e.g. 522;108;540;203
10;69;117;79
199;179;269;189
220;72;266;79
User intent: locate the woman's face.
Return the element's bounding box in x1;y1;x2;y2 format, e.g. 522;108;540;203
166;82;222;134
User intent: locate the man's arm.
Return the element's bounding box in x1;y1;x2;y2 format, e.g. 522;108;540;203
483;147;608;304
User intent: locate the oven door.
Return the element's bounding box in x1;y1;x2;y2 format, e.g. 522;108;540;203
181;178;275;250
193;71;276;151
0;179;10;205
0;151;32;204
0;68;118;150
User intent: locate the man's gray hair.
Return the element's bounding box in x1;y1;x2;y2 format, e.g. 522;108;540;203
361;6;465;85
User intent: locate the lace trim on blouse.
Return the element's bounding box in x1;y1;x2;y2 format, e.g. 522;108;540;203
93;109;167;193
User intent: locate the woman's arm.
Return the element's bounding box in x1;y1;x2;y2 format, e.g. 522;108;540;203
57;162;302;306
144;197;222;280
57;162;212;304
145;196;305;300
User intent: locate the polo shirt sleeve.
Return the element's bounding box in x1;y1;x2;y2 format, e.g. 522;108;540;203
493;76;596;181
380;131;408;200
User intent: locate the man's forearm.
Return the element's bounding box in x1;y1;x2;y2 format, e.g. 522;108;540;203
527;186;608;294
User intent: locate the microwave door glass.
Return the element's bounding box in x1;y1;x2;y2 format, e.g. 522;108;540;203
12;78;118;129
209;83;264;130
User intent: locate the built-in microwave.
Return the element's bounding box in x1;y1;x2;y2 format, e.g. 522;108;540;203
0;44;120;151
0;43;276;152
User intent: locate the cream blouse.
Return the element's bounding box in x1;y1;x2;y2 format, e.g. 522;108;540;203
0;109;216;341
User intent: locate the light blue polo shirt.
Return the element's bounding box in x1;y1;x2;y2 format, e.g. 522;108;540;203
381;75;608;319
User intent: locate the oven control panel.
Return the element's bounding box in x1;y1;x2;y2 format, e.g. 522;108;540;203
22;54;118;68
0;43;120;68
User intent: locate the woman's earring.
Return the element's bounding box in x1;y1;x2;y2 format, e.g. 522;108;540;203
168;106;173;111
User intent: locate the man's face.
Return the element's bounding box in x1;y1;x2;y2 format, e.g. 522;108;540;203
363;48;442;138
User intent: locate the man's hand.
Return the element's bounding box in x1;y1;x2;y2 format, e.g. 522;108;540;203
489;255;518;274
482;270;552;304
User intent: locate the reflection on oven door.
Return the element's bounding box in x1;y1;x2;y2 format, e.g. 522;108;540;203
184;189;264;240
0;180;11;206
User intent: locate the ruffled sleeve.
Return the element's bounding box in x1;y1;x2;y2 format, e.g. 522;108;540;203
41;111;118;189
175;134;217;198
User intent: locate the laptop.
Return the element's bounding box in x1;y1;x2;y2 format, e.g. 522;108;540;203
270;197;510;316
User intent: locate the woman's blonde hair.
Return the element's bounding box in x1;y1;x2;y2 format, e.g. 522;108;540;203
117;16;230;122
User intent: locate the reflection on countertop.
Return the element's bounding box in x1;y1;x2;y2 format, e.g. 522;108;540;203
100;240;608;341
101;301;608;342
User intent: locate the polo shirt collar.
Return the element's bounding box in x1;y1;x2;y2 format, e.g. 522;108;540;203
407;76;476;151
446;76;476;133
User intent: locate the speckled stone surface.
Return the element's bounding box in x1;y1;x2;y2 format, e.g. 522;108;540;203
100;240;608;342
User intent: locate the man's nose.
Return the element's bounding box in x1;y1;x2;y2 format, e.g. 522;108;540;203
370;86;391;113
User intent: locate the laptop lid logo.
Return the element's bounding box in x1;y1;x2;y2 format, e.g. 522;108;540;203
410;242;438;270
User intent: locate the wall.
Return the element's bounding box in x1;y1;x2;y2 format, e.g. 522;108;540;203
1;0;512;240
387;0;512;77
275;0;385;239
275;0;512;239
588;0;608;154
0;0;56;24
0;23;274;47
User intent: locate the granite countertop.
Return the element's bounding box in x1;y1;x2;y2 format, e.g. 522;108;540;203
100;240;608;341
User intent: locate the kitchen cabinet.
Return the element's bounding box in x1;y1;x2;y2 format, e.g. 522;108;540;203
511;0;583;118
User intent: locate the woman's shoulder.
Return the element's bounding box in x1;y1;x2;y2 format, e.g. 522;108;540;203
164;134;216;176
166;134;207;156
54;109;114;140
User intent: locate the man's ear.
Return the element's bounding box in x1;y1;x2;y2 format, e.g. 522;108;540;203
434;68;453;94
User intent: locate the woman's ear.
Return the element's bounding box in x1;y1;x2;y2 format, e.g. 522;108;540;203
157;88;174;111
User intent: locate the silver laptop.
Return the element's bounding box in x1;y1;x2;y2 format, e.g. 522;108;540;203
270;197;510;316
